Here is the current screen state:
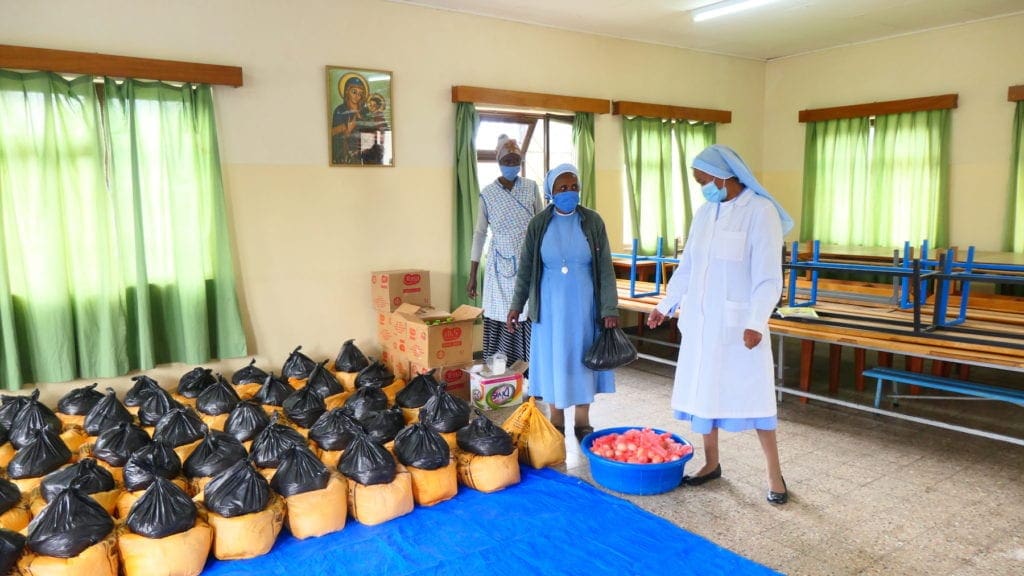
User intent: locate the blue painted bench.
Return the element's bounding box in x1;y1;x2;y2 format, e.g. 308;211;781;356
864;366;1024;409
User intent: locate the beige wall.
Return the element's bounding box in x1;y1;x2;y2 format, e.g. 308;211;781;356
1;0;764;391
762;14;1024;249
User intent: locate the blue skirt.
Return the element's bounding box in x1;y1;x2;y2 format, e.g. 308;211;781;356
674;410;777;435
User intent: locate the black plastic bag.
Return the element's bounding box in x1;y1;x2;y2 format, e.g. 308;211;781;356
0;421;8;446
281;345;318;380
307;408;363;452
354;360;395;389
359;407;405;444
183;430;247;479
124;374;163;408
177;367;216;399
0;478;20;515
203;459;270;518
396;370;440;409
419;387;471;434
343;384;388;420
123;441;182;492
92;422;151;467
57;382;104;416
138;387;185;427
249;414;308;469
306;360;343;399
270;445;330;497
0;394;30;431
153;407;206;448
224;401;270;443
40;458;116;502
338;432;397;486
196;375;241;416
394;423;451;470
7;428;71;479
10;389;62;449
83;388;133;436
26;486;114;558
456;410;515;456
583;327;638;371
253;372;295;407
283;384;326;429
125;476;197;539
231;358;268;385
333;339;370;373
0;528;25;575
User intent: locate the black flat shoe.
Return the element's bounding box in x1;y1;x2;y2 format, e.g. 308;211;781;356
681;463;722;486
767;477;788;505
574;425;594;442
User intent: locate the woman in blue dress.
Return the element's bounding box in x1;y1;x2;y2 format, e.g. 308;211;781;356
507;164;620;442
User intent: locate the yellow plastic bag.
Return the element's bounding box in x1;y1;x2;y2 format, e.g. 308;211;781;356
346;471;414;526
202;493;286;560
0;441;14;467
285;473;348;539
116;520;212;576
501;397;566;469
17;533;119;576
407;459;458;507
455;449;521;493
0;500;31;532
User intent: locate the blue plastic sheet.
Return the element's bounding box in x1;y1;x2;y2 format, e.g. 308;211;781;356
203;466;780;576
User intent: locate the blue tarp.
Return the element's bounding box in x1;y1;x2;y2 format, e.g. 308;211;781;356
203;466;780;576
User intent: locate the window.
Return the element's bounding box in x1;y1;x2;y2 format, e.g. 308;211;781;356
474;111;573;190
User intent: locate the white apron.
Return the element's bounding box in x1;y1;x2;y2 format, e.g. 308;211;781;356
479;178;540;321
656;190;784;419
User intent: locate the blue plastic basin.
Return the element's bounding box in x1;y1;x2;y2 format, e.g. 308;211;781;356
580;426;693;496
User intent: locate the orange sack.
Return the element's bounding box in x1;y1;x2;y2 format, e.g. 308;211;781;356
17;533;119;576
203;494;286;560
346;471;414;526
284;473;348;539
116;520;213;576
456;449;521;493
407;459;458;507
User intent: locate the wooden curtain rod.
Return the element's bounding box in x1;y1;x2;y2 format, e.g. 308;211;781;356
0;44;243;87
451;86;609;114
798;94;958;122
612;101;731;123
1010;85;1024;102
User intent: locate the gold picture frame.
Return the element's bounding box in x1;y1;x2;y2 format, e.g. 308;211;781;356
326;66;393;166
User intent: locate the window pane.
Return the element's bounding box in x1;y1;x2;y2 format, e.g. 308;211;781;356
475;120;529;155
523;121;545;185
548;119;574;169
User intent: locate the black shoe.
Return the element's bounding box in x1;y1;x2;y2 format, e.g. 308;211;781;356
767;477;788;505
681;463;722;486
574;425;594;442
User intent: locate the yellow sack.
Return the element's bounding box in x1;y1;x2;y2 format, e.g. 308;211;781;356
233;382;262;401
346;471;414;526
117;477;191;519
198;412;229;432
0;501;31;532
285;473;348;539
407;459;458;507
59;427;90;458
501;398;565;469
56;413;85;429
331;370;358;393
31;487;121;517
455;449;521;493
400;406;420;425
17;532;119;576
323;390;354;411
315;447;344;471
170;438;204;466
0;441;14;467
382;379;407;406
203;493;286;560
116;520;212;576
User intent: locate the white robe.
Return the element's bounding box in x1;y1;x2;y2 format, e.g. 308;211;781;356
655;189;783;419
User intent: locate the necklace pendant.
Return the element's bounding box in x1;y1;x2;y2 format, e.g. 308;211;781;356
561;265;569;274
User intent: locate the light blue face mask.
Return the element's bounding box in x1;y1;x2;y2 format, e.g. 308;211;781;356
552;191;580;213
500;164;520;181
702;181;726;203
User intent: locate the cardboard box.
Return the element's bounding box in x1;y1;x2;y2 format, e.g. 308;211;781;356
376;312;396;349
409;360;471;401
467;361;527;411
395;303;482;368
371;269;430;313
381;348;411;382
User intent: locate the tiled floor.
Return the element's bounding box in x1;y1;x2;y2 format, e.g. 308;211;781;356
487;337;1024;576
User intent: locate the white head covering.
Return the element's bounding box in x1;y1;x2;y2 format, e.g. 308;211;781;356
692;144;794;234
495;134;522;163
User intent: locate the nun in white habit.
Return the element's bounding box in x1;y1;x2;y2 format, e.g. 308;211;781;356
647;144;793;505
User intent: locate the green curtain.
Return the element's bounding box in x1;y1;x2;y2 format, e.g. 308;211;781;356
572;112;596;209
1007;101;1024;252
0;71;245;390
451;102;480;310
103;79;246;368
869;109;950;248
800;117;871;243
675;121;716;235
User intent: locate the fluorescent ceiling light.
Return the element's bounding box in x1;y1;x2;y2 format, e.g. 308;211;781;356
692;0;777;22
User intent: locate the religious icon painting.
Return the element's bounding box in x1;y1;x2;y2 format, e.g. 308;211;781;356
326;66;393;166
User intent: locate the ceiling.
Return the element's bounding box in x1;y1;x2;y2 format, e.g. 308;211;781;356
388;0;1024;60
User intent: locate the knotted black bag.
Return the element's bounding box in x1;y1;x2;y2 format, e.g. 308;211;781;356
419;387;471;434
0;528;25;575
7;428;71;479
359;407;405;444
183;430;248;479
224;401;270;443
122;441;182;492
0;478;20;515
281;345;318;380
343;384;388;420
456;410;515;456
10;389;62;449
338;431;397;486
138;388;185;427
124;375;163;408
26;486;114;558
333;338;369;373
394;422;451;470
231;358;268;385
282;384;326;429
152;408;206;449
395;370;440;409
125;475;197;539
306;360;343;399
40;458;116;503
583;327;638;371
203;459;270;518
307;408;363;452
196;375;241;416
249;414;308;469
0;394;30;431
270;445;330;497
57;383;104;416
253;372;295;407
354;360;395;389
83;388;133;436
92;422;151;467
177;367;216;399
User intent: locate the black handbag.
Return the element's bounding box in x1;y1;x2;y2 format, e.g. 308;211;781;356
583;327;638;371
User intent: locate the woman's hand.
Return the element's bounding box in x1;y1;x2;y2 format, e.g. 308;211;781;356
466;277;477;299
603;316;619;329
506;310;521;334
646;309;665;328
743;329;762;349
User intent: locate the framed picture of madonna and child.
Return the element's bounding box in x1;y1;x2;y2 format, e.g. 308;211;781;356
326;66;393;167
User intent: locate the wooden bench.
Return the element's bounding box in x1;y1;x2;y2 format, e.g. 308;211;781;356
864;366;1024;409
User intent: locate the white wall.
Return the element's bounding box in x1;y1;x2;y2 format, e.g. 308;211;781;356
1;0;765;397
762;14;1024;249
